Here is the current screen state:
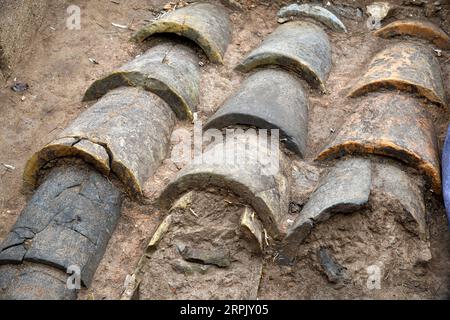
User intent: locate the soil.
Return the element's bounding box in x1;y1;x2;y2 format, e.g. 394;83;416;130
0;0;448;299
0;0;49;76
136;190;263;300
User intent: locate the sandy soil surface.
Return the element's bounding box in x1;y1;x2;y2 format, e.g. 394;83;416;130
0;0;448;299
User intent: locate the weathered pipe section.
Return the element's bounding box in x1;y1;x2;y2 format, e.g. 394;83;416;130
205;69;309;156
317;93;441;194
277;3;347;33
158;134;290;239
286;158;371;249
24;87;177;198
132;2;231;64
282;158;430;264
348;42;446;107
236;21;332;92
83;40;201;120
0;165;123;297
372;161;428;237
374;19;450;50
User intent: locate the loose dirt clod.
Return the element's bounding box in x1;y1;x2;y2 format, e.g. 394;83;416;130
0;164;123;288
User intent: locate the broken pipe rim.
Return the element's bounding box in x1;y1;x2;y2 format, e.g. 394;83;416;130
374;19;450;50
24;88;176;199
235;21;331;93
23;138;145;197
83;71;195;121
348;42;446;107
158;172;285;239
204;69;309;157
205;113;305;156
132;3;231;64
236;54;327;93
349;78;446;107
23;140;110;191
284;157;372;252
316;140;441;195
277;3;348;33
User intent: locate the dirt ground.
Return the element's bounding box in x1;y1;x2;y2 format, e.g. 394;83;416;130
0;0;449;299
136;190;264;300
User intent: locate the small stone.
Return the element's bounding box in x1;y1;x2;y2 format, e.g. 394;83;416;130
171;259;211;275
11;82;29;92
178;245;231;268
318;248;349;285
